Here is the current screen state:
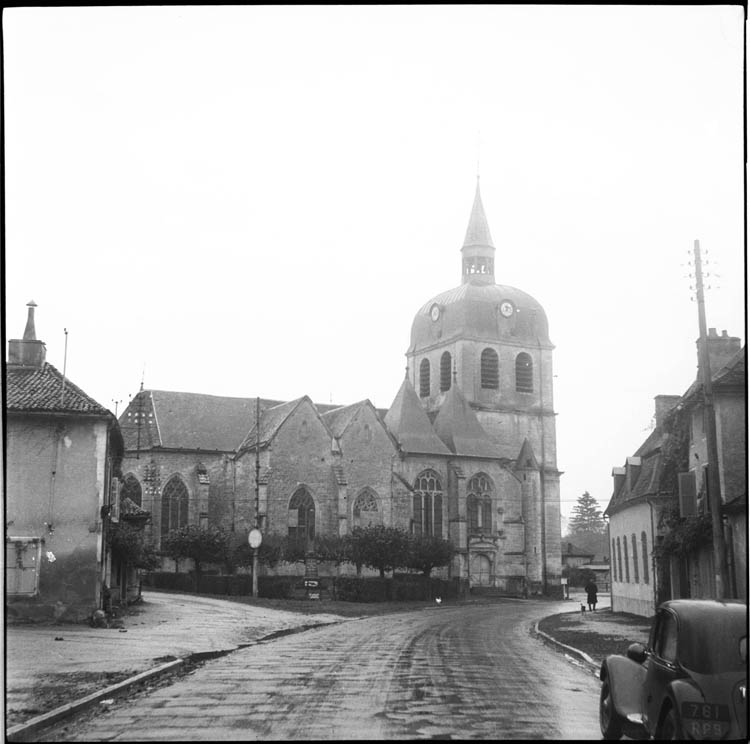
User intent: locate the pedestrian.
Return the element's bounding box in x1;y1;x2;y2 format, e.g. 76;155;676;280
585;579;598;612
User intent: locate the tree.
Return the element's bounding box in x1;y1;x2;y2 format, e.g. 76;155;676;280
232;532;286;571
406;535;456;577
161;525;229;591
568;491;606;534
108;522;160;571
348;525;411;578
562;564;596;588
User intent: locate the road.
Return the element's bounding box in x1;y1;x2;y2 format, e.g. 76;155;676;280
41;601;601;740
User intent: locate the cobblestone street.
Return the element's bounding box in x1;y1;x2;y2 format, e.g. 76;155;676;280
41;601;602;741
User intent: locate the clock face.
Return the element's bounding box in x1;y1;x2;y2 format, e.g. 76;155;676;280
500;300;514;318
430;303;441;322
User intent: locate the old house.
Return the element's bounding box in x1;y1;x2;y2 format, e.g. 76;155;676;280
5;302;123;622
605;331;746;617
118;180;563;595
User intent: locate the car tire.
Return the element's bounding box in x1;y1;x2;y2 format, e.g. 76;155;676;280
659;706;683;740
599;676;624;740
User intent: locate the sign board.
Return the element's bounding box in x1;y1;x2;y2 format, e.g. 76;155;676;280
248;528;263;549
304;579;319;588
307;591;320;601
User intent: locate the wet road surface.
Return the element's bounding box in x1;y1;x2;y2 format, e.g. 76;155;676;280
41;601;601;740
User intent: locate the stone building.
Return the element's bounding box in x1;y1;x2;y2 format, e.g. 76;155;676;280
5;302;123;622
118;180;563;595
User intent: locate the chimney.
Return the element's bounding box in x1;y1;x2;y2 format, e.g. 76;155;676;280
8;301;47;367
654;395;682;428
698;328;741;380
612;466;626;494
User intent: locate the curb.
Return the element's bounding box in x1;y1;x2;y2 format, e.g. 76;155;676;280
532;620;600;675
5;658;185;742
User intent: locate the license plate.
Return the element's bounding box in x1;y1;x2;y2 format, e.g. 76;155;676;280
682;703;731;739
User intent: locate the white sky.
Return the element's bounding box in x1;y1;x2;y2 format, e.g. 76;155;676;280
4;5;746;530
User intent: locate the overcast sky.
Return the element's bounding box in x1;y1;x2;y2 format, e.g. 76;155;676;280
4;5;746;530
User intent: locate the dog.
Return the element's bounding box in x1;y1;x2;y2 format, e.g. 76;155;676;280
580;603;586;614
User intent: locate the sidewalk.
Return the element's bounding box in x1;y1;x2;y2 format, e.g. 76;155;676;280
5;591;347;740
5;589;647;741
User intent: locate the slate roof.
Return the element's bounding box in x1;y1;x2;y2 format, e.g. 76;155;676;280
562;542;594;558
432;384;499;458
321;401;368;437
463;178;494;248
6;362;111;416
120;391;283;451
384;377;452;456
514;438;540;470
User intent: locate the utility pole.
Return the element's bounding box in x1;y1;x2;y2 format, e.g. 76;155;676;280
252;397;261;599
692;239;729;599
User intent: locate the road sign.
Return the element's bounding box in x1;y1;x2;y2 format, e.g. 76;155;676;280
248;528;262;549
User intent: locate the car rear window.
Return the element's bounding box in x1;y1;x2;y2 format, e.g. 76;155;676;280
679;613;747;674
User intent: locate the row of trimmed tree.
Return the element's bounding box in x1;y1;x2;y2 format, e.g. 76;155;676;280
109;522;456;591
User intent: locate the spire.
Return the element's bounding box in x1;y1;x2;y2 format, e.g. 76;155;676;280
461;177;496;285
433;383;499;457
463;177;494;249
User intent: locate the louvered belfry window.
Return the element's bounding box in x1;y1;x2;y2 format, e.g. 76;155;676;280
515;352;533;392
440;351;452;392
480;348;499;389
419;358;431;398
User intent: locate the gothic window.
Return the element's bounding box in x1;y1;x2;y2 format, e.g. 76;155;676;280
467;473;494;534
641;531;650;584
440;351;452;392
515;352;533;393
353;488;380;528
631;534;639;583
288;487;315;549
412;470;443;537
419;358;431;398
121;473;142;507
480;348;499;389
161;475;189;538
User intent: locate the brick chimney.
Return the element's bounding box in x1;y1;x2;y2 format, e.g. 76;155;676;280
8;300;46;367
654;395;682;428
698;328;741;379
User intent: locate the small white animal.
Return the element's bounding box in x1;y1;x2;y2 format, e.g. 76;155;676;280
435;597;442;604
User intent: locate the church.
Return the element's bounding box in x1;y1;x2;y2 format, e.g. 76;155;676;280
118;180;563;596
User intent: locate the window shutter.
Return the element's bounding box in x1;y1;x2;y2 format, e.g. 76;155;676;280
678;471;697;517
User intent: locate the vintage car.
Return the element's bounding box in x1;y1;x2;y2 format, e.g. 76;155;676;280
599;599;747;740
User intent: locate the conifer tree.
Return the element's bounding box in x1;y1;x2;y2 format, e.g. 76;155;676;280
568;491;606;534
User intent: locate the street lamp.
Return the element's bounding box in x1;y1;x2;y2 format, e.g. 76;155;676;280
248;527;262;598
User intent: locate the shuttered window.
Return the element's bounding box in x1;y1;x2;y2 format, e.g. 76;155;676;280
480;348;499;389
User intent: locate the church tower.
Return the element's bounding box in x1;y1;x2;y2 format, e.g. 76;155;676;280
405;178;561;592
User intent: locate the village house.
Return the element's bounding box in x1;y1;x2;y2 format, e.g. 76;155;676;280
5;302;124;622
605;331;746;617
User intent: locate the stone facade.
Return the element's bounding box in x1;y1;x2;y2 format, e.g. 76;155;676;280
117;182;563;595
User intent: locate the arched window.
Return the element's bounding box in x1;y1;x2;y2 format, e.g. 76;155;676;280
515;352;533;393
480;348;499;389
616;537;623;582
413;470;443;537
623;537;630;582
467;473;494;534
440;351;452;392
631;534;639;583
289;487;315;548
419;358;431;398
121;473;142;507
353;488;380;528
641;532;649;584
161;475;189;538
